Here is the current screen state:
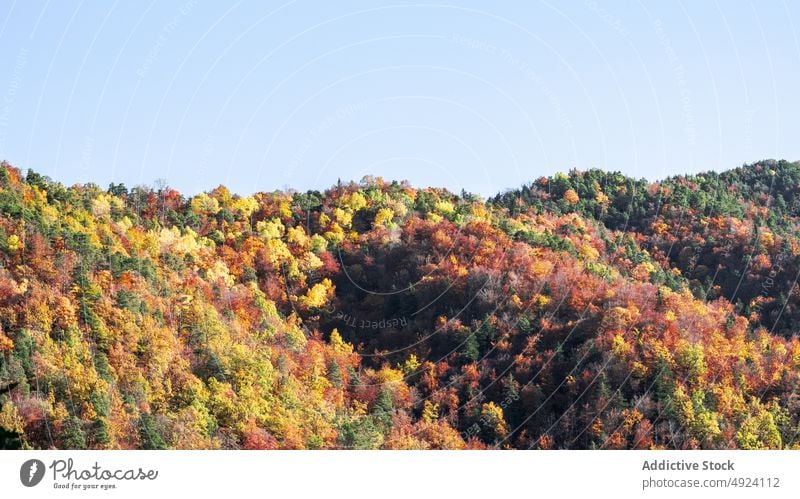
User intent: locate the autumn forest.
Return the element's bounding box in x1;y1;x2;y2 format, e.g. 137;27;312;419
2;159;800;450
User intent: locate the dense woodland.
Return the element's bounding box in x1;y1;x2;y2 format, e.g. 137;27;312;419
2;159;800;449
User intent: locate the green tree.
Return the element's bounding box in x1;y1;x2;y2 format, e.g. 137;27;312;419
60;415;87;449
138;413;167;450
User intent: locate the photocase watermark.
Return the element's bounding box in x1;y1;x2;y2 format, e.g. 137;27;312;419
19;457;159;491
749;240;796;331
193;131;215;192
332;308;408;330
585;0;629;38
460;389;520;444
652;19;695;147
743;108;756;158
136;0;198;79
0;47;29;156
285;100;370;180
20;459;45;487
79;135;95;173
449;33;572;131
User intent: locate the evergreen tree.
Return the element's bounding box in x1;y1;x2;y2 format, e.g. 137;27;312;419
60;415;87;449
138;413;167;450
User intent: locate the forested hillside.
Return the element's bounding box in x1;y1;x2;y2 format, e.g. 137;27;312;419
1;159;800;449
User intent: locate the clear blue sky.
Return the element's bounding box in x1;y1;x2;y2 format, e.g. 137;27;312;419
1;1;799;197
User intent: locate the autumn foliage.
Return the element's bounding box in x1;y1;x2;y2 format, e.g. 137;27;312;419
1;160;800;449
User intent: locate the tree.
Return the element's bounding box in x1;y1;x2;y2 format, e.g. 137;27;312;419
563;188;580;205
138;414;167;450
373;387;395;429
60;416;87;449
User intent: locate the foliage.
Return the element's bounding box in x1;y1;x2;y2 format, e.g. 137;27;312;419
2;160;800;449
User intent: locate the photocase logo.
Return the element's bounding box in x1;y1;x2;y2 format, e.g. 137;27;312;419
20;459;45;487
16;458;159;490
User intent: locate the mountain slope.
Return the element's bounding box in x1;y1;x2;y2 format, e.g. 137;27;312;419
1;161;799;449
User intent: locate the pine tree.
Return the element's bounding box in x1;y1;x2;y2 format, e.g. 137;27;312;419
60;415;87;449
138;413;167;450
372;387;395;428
